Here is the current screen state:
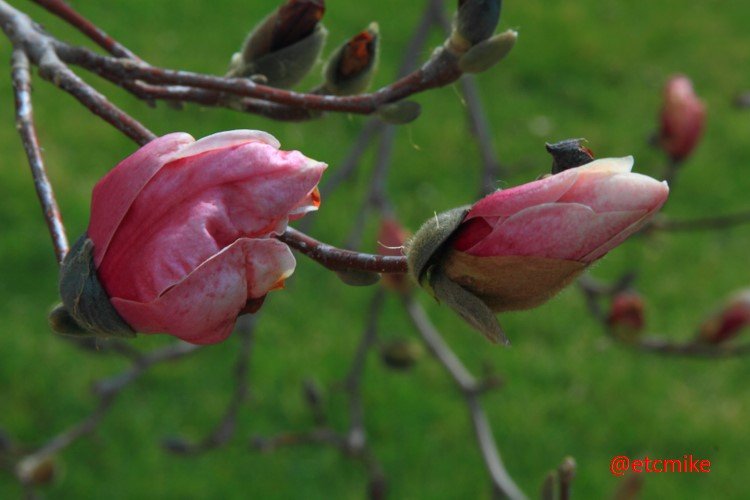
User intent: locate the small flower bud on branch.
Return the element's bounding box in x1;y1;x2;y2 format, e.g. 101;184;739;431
227;0;328;88
322;23;380;96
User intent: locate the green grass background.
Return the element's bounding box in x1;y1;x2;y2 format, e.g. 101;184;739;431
2;0;750;498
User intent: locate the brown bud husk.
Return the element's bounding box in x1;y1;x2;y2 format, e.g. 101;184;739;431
458;29;517;73
227;2;328;88
323;23;379;96
56;235;135;338
545;138;595;174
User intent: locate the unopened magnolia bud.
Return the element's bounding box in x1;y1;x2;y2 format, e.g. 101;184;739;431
56;235;135;339
227;0;327;88
335;268;382;286
458;29;517;73
380;339;423;370
406;153;669;345
698;289;750;344
607;292;645;342
545;138;595;174
454;0;502;47
376;101;421;124
323;23;379;96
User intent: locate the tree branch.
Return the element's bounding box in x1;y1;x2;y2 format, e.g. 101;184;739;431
10;48;68;263
403;295;526;500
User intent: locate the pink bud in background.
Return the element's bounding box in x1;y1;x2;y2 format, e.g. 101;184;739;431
87;130;326;344
659;75;706;162
444;157;669;311
607;292;646;341
698;289;750;344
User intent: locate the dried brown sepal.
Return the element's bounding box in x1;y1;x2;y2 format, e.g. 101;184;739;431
545;138;595;174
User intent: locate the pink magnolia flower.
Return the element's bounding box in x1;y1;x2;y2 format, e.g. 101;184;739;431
88;130;326;344
444;157;669;312
659;75;706;162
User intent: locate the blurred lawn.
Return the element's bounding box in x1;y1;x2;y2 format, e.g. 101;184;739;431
2;0;750;498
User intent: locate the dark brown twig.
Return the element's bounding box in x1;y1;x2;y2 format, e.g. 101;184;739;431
52;37;463;115
278;227;408;274
10;48;69;263
31;0;139;59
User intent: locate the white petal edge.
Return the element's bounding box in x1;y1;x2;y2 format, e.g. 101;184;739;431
578;156;634;174
170;130;281;161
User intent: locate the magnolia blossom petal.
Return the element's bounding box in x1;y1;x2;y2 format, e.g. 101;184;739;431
464;203;646;260
466;168;579;220
89;132;194;266
558;170;667;213
111;238;295;344
98;142;326;302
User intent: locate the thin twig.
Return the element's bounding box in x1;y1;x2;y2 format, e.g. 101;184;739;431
14;341;199;479
10;48;68;263
277;228;408;274
251;291;388;498
164;317;257;455
433;6;505;196
31;0;139;59
52;38;463;115
403;295;526;500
